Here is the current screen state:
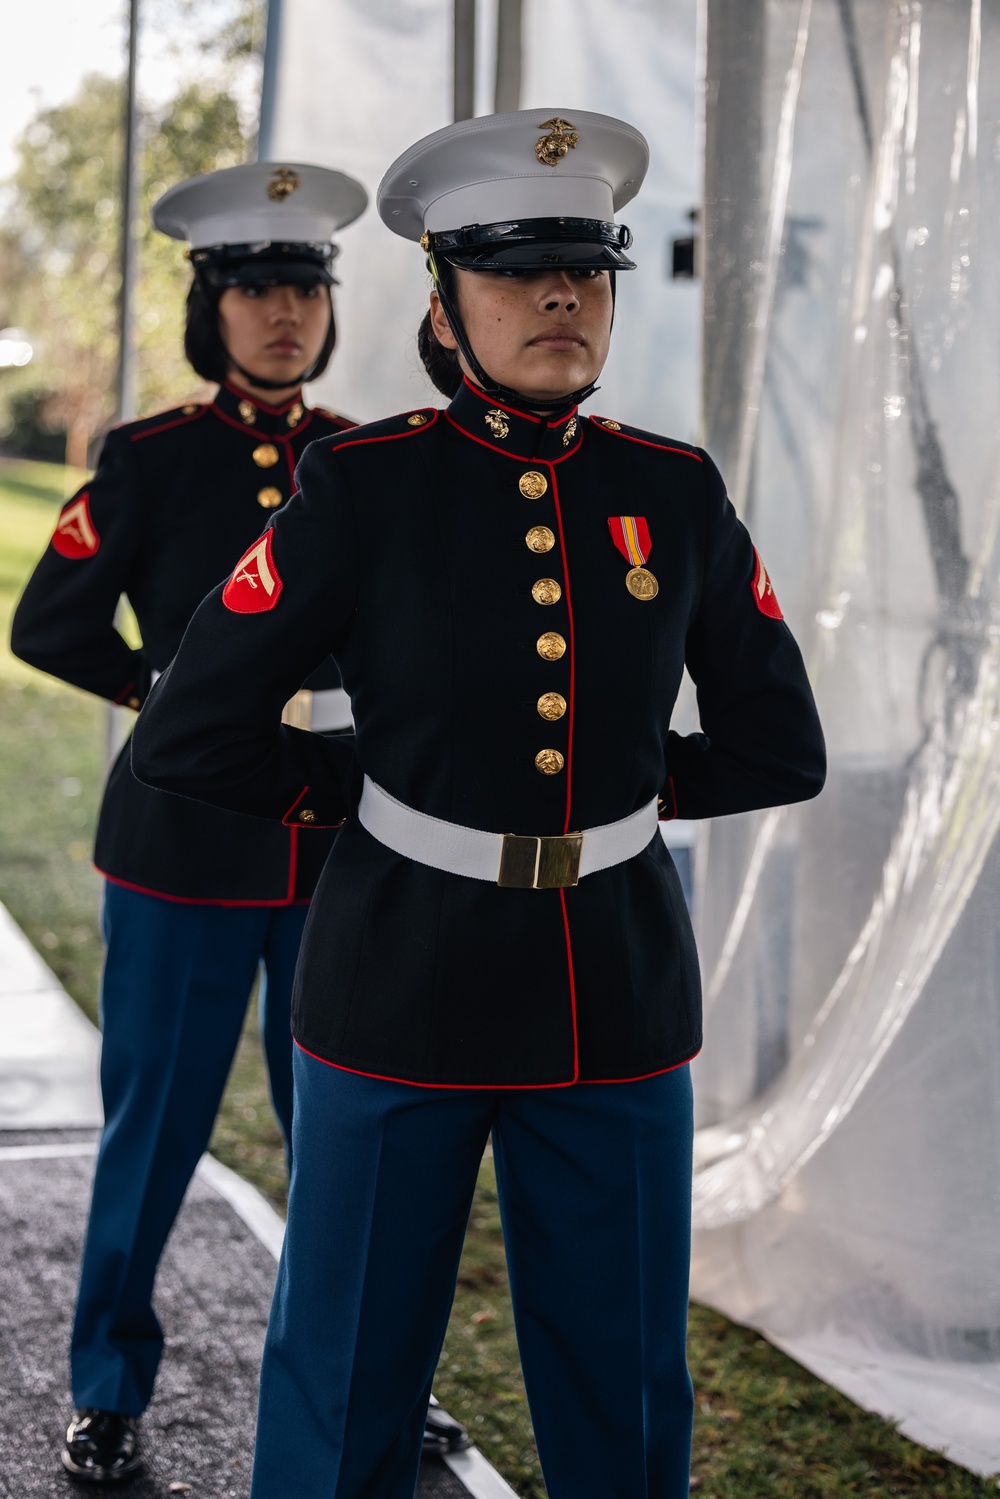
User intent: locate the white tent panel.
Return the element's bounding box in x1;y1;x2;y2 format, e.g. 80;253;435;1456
265;0;699;431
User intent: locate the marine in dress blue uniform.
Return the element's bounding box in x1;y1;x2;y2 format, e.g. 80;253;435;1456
10;161;370;1485
133;111;826;1498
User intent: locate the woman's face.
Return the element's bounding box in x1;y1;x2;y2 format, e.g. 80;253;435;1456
430;267;613;403
218;283;330;391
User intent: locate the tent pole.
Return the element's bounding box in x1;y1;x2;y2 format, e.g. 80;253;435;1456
494;0;522;113
258;0;283;161
115;0;140;426
453;0;476;121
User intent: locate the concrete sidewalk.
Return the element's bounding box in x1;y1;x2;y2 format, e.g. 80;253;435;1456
0;901;515;1499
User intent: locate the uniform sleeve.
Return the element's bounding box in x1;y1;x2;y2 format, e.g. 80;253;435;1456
131;441;358;827
10;427;148;706
664;451;826;819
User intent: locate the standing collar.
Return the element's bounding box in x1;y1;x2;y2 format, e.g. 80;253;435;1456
212;378;312;439
446;377;583;462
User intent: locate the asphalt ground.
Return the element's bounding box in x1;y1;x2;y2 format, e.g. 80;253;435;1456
0;1132;480;1499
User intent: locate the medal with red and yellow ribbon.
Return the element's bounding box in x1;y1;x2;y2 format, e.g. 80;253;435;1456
607;515;658;600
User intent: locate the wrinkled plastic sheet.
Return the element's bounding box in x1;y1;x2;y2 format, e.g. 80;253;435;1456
693;0;1000;1473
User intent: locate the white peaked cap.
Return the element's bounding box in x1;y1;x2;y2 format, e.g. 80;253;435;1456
152;161;368;248
377;108;648;240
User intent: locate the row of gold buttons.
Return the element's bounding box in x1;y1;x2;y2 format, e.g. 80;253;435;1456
251;443;283;508
521;470;566;775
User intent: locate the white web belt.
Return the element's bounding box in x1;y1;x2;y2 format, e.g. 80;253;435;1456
358;775;659;890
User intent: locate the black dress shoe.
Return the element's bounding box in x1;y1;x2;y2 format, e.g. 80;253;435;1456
424;1398;472;1454
62;1409;143;1484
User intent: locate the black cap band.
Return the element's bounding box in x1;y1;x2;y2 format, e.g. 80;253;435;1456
190;240;339;290
423;216;635;271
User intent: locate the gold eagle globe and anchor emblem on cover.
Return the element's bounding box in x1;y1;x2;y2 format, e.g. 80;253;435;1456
266;167;301;202
534;118;579;167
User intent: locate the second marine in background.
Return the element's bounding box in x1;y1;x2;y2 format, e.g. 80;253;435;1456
11;158;467;1485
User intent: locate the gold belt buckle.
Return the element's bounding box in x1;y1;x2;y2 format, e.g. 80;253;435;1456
498;832;583;890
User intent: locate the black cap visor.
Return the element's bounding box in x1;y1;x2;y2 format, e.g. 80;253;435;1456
190;241;338;290
426;217;636;272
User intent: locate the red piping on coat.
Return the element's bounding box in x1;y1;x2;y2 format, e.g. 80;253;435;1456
294;1040;700;1090
211;403;315;444
112;681;136;705
459;378;541;424
588;418;704;463
456;377;581;433
98;870;309;907
286;824;298;900
559;888;580;1081
444;412;584;463
546;462;576;834
325;410;440;454
221;378;304;416
128;409;205;443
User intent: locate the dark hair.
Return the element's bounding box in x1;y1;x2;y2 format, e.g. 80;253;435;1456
183;278;337;385
417;259;463;398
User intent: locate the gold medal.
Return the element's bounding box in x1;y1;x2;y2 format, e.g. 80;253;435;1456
626;566;658;600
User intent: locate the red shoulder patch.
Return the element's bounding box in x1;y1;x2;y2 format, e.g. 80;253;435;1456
751;548;783;619
223;531;283;614
52;494;100;559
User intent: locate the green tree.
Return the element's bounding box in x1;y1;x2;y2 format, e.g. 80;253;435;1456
0;72;248;468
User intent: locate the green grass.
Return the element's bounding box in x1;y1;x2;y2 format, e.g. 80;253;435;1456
0;459;996;1497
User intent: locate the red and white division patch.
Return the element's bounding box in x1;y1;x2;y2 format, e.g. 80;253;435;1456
751;547;783;619
222;531;284;614
52;493;100;559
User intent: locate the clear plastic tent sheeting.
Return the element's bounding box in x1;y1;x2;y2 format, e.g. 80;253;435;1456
692;0;1000;1473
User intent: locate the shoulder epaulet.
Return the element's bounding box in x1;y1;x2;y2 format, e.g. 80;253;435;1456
120;403;208;443
588;416;703;462
326;407;440;449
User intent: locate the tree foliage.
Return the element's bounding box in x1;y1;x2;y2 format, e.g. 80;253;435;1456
0;26;255;466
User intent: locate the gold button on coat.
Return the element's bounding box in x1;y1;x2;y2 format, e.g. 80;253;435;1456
536;631;567;661
537;692;567;721
407;413;428;426
519;471;548;499
535;748;565;775
525;525;555;554
298;808;316;823
257;486;283;509
532;578;562;606
253;443;280;468
182;404;198;415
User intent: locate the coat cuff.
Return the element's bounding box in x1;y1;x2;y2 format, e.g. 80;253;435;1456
657;777;678;821
281;785;346;830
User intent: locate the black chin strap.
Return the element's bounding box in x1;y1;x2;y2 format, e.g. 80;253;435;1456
431;256;614;417
225;355;319;393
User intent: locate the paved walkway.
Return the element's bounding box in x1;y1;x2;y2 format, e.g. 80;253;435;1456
0;902;515;1499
